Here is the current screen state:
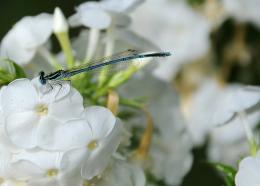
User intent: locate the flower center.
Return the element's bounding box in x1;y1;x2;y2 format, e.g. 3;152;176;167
87;140;99;151
46;169;59;177
36;104;48;116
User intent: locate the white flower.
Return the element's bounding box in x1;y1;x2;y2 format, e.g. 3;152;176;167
131;0;211;81
223;0;260;28
10;150;83;186
93;159;145;186
46;106;122;180
208;110;260;165
185;78;260;146
0;78;83;149
0;14;53;65
69;0;143;29
53;7;69;33
119;73;193;185
235;151;260;186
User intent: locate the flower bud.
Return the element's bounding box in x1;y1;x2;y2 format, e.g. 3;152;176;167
53;7;68;33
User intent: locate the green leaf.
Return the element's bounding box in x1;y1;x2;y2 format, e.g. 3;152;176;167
210;163;237;186
186;0;205;6
11;61;26;78
0;59;26;85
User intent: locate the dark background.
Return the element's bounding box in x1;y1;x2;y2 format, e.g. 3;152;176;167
0;0;90;38
0;1;224;185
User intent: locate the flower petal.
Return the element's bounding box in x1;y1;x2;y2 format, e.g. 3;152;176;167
48;88;84;122
81;119;122;180
101;0;144;12
69;2;111;29
6;111;39;149
82;106;116;139
1;79;38;115
38;118;92;150
31;78;71;103
0;14;53;65
12;150;64;171
235;152;260;186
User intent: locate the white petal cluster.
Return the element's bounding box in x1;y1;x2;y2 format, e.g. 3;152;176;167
120;73;193;185
0;14;53;65
0;78;123;185
183;78;260;165
185;79;260;146
131;0;211;81
92;159;146;186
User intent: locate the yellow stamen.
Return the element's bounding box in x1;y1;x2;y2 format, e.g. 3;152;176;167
47;169;59;177
36;104;48;116
87;140;98;151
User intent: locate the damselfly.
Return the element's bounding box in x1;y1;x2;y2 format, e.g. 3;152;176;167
39;49;171;85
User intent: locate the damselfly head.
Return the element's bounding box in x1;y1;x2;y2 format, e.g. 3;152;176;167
39;71;47;85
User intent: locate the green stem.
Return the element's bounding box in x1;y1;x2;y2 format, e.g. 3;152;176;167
119;98;144;109
55;32;74;68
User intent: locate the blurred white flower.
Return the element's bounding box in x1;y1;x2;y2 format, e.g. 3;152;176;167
93;159;145;186
223;0;260;28
208;110;260;165
120;73;193;185
69;0;143;29
53;7;69;33
185;79;260;146
69;0;144;60
235;150;260;186
0;78;83;149
58;106;123;180
131;0;211;81
0;14;53;65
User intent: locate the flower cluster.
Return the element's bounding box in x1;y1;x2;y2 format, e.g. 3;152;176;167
0;78;123;185
0;0;191;185
1;0;260;185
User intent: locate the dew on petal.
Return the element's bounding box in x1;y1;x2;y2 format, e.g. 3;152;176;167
87;140;99;151
35;104;49;116
46;168;59;177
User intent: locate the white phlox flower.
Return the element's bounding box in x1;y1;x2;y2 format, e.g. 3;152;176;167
131;0;211;81
235;150;260;186
69;0;144;60
119;73;193;185
47;106;123;180
0;78;84;149
69;0;143;29
91;159;146;186
0;14;53;65
9;150;83;186
185;79;260;146
208;110;260;165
